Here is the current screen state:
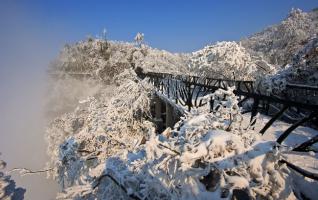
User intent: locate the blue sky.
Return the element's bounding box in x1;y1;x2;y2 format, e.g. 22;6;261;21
1;0;317;53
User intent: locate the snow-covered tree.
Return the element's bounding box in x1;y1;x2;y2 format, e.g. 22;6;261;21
54;88;296;200
257;36;318;101
241;8;318;67
49;38;188;83
102;28;107;40
134;32;144;47
189;41;273;80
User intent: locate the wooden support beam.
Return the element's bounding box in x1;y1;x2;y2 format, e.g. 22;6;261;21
238;96;248;107
250;98;260;125
260;105;289;135
279;159;318;181
293;135;318;152
166;103;174;128
277;111;317;144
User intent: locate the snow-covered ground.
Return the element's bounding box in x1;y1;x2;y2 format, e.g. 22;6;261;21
47;85;317;200
255;114;318;149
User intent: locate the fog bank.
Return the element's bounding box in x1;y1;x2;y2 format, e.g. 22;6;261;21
0;2;68;199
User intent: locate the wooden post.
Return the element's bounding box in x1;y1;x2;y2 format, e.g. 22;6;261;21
154;95;163;132
166;102;174;128
260;105;288;135
250;98;260;126
293;135;318;152
277;111;317;144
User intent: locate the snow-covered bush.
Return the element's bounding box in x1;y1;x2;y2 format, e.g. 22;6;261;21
55;88;296;200
50;38;189;83
189;41;273;80
46;69;156;190
292;35;318;70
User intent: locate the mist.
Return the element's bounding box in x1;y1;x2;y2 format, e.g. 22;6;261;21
0;2;69;199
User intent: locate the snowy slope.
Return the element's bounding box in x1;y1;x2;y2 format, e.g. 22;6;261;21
241;8;318;67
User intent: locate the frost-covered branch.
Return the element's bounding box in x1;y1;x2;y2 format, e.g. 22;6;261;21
92;173;141;200
279;159;318;180
9;167;54;176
